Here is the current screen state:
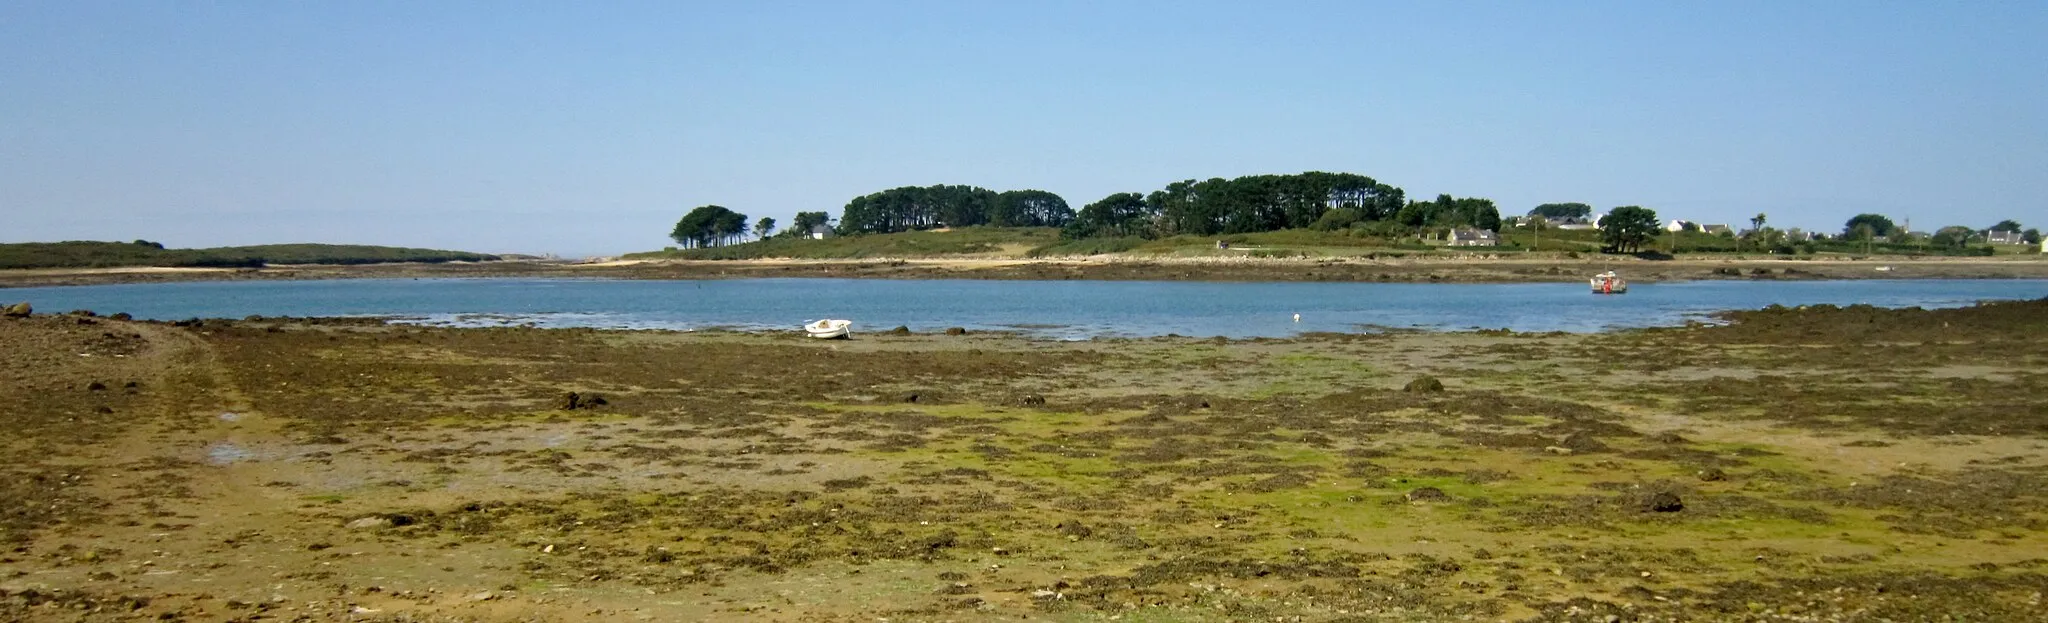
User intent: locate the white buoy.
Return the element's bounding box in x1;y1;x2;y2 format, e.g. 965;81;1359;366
1293;313;1300;323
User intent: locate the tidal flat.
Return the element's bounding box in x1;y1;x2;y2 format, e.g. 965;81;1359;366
3;301;2047;622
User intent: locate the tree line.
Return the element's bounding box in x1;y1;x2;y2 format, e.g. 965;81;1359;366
838;186;1074;234
1059;172;1512;240
670;175;2039;255
668;205;751;248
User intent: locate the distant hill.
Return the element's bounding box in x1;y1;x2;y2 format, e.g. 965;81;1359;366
0;241;500;269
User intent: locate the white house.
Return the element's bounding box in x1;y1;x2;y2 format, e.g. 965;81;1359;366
1556;214;1602;230
808;225;835;240
1665;219;1696;232
1442;228;1499;247
1987;230;2024;245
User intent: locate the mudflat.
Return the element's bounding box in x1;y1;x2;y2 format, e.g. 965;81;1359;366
3;301;2046;621
4;255;2048;288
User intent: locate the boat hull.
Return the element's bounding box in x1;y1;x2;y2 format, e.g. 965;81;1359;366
804;319;852;339
1590;272;1627;294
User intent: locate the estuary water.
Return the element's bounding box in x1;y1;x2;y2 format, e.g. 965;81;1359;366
7;278;2045;339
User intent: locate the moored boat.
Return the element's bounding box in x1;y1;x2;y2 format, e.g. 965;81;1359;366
804;319;852;339
1590;271;1627;294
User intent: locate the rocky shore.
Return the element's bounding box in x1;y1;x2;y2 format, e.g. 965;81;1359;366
2;300;2045;621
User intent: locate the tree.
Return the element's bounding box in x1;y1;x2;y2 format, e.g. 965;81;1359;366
1062;192;1152;239
755;217;776;240
1990;219;2023;233
1750;213;1767;232
1931;225;1975;249
2025;228;2043;245
1843;214;1897;239
1599;206;1660;253
791;211;831;235
670;205;750;248
993;190;1075;227
1529;203;1594;223
1852;223;1877;255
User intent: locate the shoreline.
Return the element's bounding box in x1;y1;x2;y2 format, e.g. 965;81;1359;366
3;254;2047;289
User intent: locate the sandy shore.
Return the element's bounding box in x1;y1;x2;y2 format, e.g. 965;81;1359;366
4;254;2046;288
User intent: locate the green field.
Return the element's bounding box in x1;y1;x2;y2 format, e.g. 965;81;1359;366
0;241;500;269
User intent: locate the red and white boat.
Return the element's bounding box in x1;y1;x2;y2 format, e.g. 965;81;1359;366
1590;271;1627;294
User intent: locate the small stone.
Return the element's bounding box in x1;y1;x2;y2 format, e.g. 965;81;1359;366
468;591;496;602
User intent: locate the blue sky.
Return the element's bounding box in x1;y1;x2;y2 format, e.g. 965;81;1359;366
4;1;2043;256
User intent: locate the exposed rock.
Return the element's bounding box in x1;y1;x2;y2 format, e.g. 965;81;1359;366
346;517;394;530
1056;519;1092;540
86;381;107;392
1649;431;1689;444
1403;375;1445;393
2;302;30;318
1558;432;1611;453
1544;446;1574;456
943;327;968;335
1405;487;1451;502
109;313;133;321
1696;467;1727;482
1016;394;1046;406
1645;491;1685;512
66;309;96;317
559;392;608;410
887;325;912;335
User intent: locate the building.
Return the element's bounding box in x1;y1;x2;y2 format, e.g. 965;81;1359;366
1664;219;1696;232
808;224;835;240
1701;224;1733;235
1987;230;2024;245
1443;228;1499;247
1555;214;1601;231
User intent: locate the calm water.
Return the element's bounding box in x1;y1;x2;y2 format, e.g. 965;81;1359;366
7;278;2045;339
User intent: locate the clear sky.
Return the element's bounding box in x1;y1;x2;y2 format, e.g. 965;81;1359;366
4;1;2044;256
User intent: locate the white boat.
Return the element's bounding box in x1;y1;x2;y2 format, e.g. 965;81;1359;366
1590;271;1627;294
804;319;852;339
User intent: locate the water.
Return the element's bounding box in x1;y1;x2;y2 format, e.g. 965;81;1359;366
6;278;2044;339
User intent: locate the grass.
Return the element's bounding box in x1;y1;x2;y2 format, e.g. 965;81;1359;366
0;240;500;269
